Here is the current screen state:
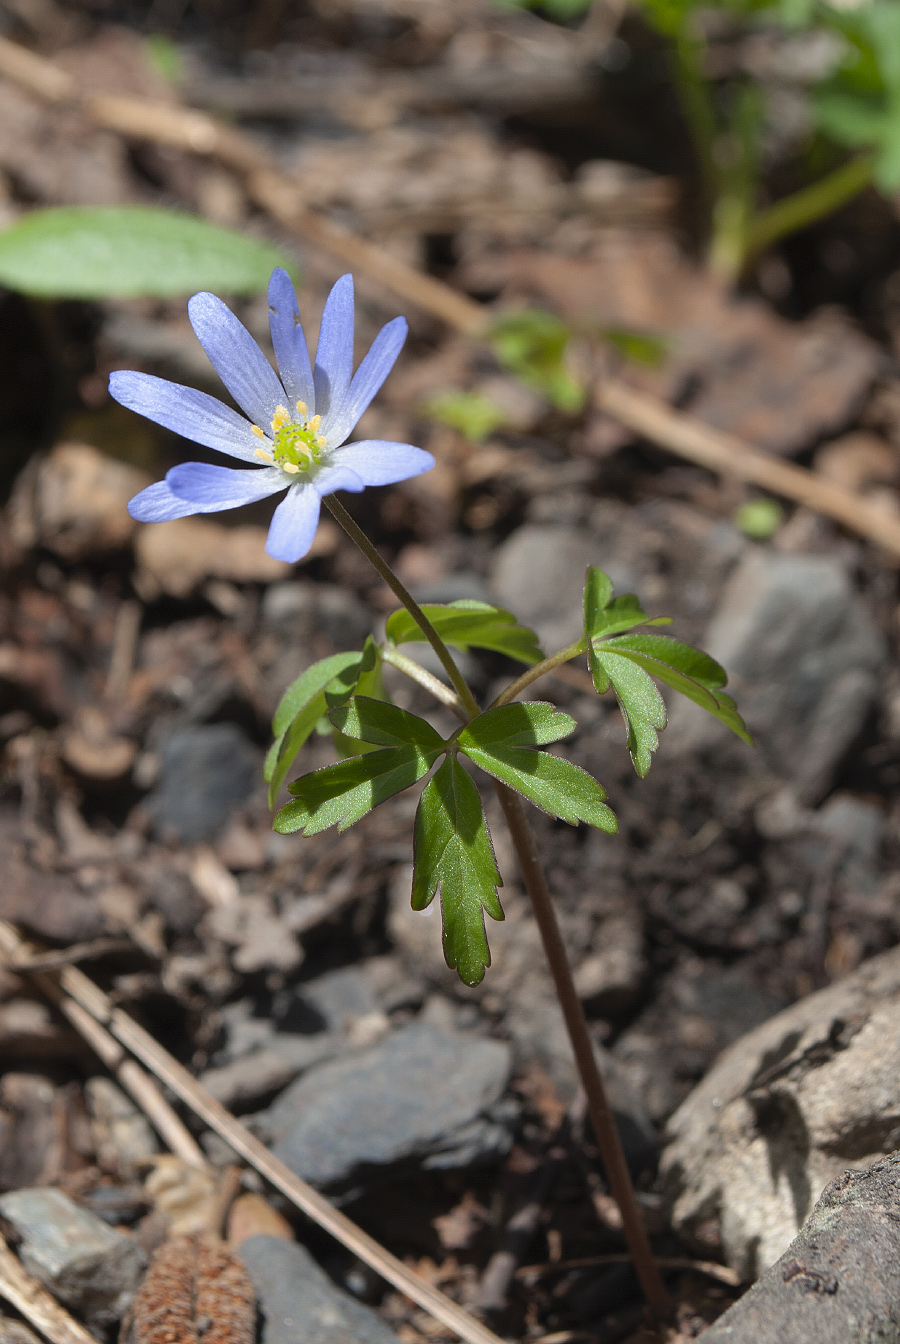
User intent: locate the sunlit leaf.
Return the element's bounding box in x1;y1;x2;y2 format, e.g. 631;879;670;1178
386;601;543;665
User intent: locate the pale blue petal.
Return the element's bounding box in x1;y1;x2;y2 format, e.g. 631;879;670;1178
110;372;261;463
166;462;285;511
313;463;367;496
323;316;407;446
188;291;287;430
313;274;354;432
128;481;199;522
266;483;322;563
268;268;315;416
329;440;435;486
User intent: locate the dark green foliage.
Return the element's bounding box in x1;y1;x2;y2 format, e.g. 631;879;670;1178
413;757;504;987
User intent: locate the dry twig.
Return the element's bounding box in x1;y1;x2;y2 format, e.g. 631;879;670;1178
0;1233;95;1344
0;36;898;555
0;922;505;1344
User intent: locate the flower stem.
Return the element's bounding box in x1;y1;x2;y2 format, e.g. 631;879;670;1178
328;493;669;1318
382;647;466;717
324;495;480;719
489;639;587;709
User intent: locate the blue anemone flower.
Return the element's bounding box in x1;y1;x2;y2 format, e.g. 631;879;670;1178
110;269;435;563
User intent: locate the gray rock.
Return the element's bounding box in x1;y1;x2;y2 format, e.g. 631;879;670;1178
148;723;260;842
700;1153;900;1344
670;550;886;801
238;1236;400;1344
0;1187;146;1330
261;1022;515;1189
661;944;900;1280
292;965;380;1033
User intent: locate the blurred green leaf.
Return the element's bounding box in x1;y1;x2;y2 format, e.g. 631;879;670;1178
425;390;508;442
145;34;182;83
386;600;544;665
0;206;292;299
490;310;584;412
735;497;784;538
601;327;669;367
413;756;503;987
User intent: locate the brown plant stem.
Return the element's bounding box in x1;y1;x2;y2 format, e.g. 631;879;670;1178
493;782;670;1318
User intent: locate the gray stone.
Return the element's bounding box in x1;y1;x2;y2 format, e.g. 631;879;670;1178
85;1076;159;1172
147;723;260;842
669;550;886;801
700;1153;900;1344
238;1236;400;1344
261;1022;515;1189
661;944;900;1280
293;965;380;1033
0;1187;146;1330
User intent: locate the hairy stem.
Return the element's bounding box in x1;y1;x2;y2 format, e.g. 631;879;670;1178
489;639;586;709
742;153;873;268
325;496;480;718
330;494;668;1316
382;647;466;717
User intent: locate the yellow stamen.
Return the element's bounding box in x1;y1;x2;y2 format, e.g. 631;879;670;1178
308;414;322;432
254;447;274;464
271;404;291;433
317;437;326;449
251;425;265;439
282;462;300;474
296;400;308;419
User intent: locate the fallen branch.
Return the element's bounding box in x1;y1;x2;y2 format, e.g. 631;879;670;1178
0;36;898;556
0;921;505;1344
0;1232;95;1344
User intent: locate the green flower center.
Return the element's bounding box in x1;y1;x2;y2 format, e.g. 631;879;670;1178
253;402;327;476
273;421;324;472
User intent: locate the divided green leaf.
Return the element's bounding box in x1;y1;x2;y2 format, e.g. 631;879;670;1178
386;600;543;665
582;568;750;775
266;651;363;806
0;206;292;299
412;757;504;987
329;637;391;759
274;736;443;837
458;703;617;832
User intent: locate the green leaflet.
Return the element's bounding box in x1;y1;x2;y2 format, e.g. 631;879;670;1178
0;206;292;299
266;652;363;807
413;757;503;987
458;702;617;832
329;697;446;753
582;567;750;774
386;601;543;665
329;638;391;760
602;637;752;747
274;741;442;837
593;649;668;778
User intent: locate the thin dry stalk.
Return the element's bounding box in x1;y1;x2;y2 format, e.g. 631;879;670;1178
0;922;506;1344
5;941;206;1170
0;1233;95;1344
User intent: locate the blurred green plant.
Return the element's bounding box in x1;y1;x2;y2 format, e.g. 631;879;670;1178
734;496;784;537
497;0;900;282
0;206;292;299
144;34;182;84
425;390;509;442
490;309;585;412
